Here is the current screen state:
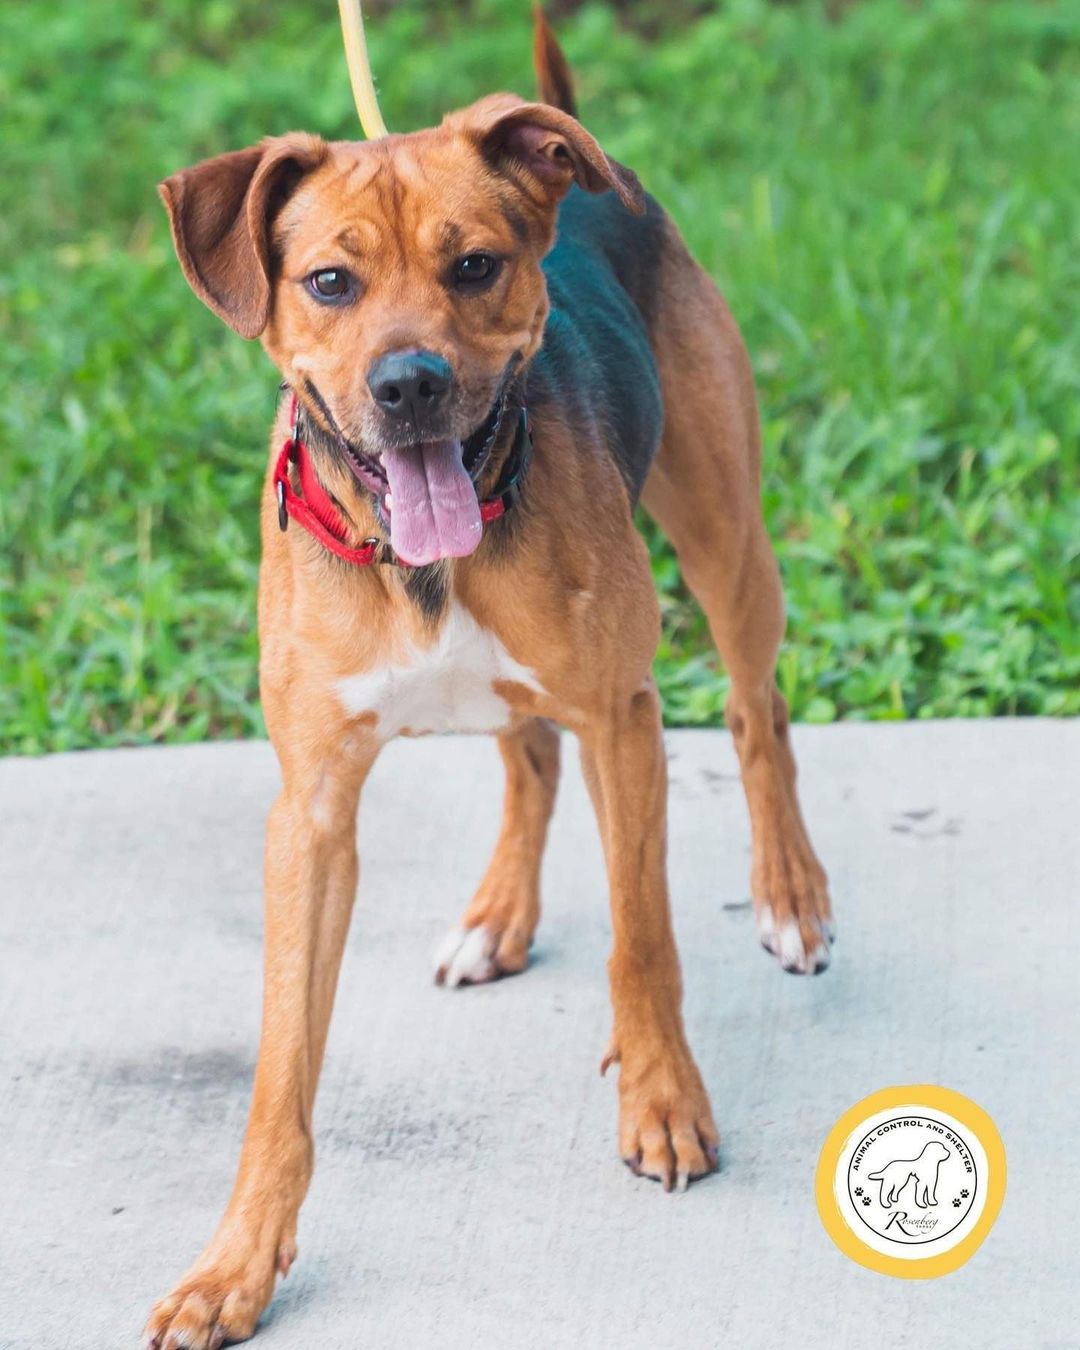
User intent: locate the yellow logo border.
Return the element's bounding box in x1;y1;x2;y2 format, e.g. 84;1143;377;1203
815;1084;1006;1279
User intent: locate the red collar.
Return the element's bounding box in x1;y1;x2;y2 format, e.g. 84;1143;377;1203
273;395;530;567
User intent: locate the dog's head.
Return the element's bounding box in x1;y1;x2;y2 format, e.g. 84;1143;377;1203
159;97;642;564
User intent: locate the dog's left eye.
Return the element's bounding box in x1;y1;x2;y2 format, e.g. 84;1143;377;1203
453;252;501;287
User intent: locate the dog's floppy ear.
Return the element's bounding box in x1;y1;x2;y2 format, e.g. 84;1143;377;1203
449;94;644;215
158;133;328;339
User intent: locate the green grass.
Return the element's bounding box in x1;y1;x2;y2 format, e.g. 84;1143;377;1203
2;0;1078;753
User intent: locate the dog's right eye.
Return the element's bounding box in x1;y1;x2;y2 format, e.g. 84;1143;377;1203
307;269;354;302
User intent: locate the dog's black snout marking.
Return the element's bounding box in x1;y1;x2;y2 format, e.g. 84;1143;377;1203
367;349;453;428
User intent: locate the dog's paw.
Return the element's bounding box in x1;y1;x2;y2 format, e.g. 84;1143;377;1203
616;1052;719;1192
756;903;833;974
433;923;529;987
751;825;834;975
144;1239;292;1350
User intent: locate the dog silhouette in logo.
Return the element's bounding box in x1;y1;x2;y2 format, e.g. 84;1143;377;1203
868;1140;950;1209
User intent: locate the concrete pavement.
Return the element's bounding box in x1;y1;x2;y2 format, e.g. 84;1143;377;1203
1;720;1077;1349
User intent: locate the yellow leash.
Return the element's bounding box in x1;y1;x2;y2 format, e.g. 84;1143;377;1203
337;0;388;139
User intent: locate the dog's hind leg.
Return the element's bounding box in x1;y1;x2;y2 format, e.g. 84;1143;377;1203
873;1175;896;1207
641;230;833;975
435;717;560;986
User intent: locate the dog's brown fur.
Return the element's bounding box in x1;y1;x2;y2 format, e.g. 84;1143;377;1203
146;16;832;1347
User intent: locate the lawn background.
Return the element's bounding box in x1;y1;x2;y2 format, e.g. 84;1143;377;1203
2;0;1077;753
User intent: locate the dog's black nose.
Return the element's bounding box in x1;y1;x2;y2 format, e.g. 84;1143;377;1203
367;349;453;428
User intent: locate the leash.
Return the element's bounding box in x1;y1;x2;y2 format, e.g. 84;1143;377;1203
338;0;388;139
273;395;532;568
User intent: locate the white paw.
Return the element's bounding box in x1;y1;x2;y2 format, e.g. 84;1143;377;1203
756;905;832;975
434;925;498;987
756;903;779;952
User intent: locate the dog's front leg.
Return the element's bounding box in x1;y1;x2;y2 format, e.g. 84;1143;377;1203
145;727;376;1350
582;680;719;1192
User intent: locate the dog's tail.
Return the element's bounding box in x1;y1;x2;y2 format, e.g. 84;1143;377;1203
867;1170;885;1180
532;5;577;118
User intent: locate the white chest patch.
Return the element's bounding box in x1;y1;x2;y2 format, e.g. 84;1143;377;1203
335;600;545;739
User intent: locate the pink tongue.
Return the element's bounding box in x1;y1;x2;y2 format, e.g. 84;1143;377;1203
381;439;482;567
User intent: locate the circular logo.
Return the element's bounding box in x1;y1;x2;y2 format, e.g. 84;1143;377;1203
816;1086;1006;1278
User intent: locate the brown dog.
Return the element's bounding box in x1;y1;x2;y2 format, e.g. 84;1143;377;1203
146;14;832;1347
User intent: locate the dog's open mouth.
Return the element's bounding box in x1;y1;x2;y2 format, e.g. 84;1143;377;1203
342;389;508;568
378;439;480;566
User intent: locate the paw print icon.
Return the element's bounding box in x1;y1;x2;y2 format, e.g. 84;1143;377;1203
960;1189;969;1198
952;1198;962;1207
862;1196;872;1206
854;1187;864;1197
